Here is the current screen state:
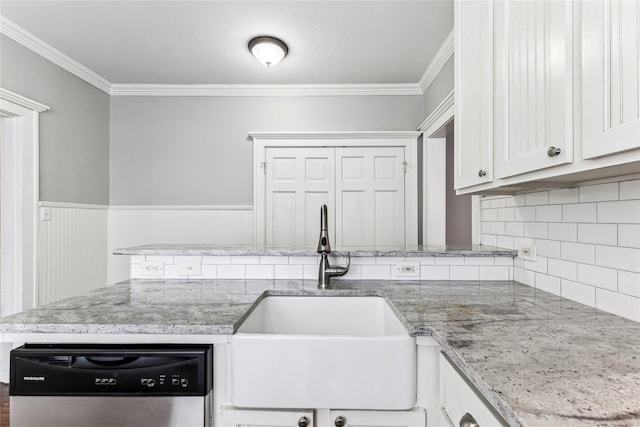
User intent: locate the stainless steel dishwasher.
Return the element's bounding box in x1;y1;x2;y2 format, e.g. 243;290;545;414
10;344;213;427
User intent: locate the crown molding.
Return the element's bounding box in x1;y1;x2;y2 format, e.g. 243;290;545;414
109;83;423;97
418;90;454;133
0;16;111;94
0;87;50;112
418;28;454;94
249;131;421;140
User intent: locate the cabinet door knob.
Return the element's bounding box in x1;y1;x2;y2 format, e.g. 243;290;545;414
334;415;346;427
547;146;561;157
460;412;480;427
298;416;309;427
478;169;487;177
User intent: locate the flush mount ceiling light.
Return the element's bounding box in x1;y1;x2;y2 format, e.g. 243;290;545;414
248;36;289;67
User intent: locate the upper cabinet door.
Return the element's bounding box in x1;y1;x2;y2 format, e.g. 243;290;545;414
582;0;640;159
493;0;574;179
454;0;494;190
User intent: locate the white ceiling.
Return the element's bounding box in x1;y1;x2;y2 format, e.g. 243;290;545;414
0;1;453;86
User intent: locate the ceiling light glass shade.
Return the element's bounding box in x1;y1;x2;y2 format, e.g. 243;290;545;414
249;36;288;67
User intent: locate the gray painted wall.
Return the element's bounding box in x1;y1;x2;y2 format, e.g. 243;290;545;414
445;129;471;245
423;57;453;119
0;35;110;205
110;95;424;205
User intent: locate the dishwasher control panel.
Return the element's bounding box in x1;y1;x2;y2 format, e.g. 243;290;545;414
10;344;212;396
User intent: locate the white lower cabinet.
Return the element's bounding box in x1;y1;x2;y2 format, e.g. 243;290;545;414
219;407;425;427
439;354;508;427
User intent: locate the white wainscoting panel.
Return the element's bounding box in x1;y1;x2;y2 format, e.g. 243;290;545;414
108;206;254;284
38;203;109;306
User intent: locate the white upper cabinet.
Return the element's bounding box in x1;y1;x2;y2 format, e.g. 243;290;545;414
493;0;573;178
454;0;494;190
582;0;640;159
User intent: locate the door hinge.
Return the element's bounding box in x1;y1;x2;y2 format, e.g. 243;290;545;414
260;161;268;175
402;161;408;173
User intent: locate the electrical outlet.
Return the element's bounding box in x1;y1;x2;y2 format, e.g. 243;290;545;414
392;262;420;277
518;245;536;261
140;261;164;276
177;260;202;277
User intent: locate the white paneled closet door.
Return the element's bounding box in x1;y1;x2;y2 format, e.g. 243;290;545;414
265;147;335;248
335;147;405;248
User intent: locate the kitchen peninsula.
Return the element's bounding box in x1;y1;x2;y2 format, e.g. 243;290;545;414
1;275;639;426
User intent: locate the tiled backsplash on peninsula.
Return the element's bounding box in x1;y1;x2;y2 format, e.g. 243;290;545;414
130;254;514;282
480;177;640;322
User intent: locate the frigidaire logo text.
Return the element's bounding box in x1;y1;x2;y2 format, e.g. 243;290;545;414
23;376;45;381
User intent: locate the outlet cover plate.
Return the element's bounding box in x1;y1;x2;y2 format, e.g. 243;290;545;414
140;261;164;277
177;260;202;276
392;262;420;278
518;245;536;261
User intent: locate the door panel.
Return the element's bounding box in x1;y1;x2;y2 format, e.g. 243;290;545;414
266;148;334;248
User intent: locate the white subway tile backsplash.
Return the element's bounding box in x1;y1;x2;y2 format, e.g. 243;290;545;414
275;265;304;279
481;199;492;209
495;257;514;266
245;265;274;279
549;188;579;204
498;208;515;222
561;280;596;307
362;265;391;280
597;200;640;224
303;265;317;280
288;256;318;265
525;191;549;206
505;222;524;237
146;256;174;263
561;242;595;264
490;198;508;208
535;240;561;258
259;256;289;265
216;265;245;279
618;224;640;248
481;234;498;246
202;256;231;265
563;203;597;223
577;264;618;291
201;265;217;279
514;267;534;286
350;256;377;265
579;182;619;202
480;266;511;280
524;222;547;239
595;289;640;322
341;265;362;280
536;205;562;222
232;256;259;264
548;258;577;281
514;206;536;222
421;266;450;280
618;271;640;297
130;255;145;263
619;179;640;200
535;273;561;295
465;257;494;265
595;245;640;273
483;209;498;221
416;256;436;265
524;256;547;273
130;264;142;278
506;195;525;207
435;256;464;265
577;224;618;245
376;257;405;265
482;221;506;235
496;235;514;249
548;223;577;242
450;266;480;280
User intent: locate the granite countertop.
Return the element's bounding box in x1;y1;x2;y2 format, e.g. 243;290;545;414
1;279;639;427
113;243;518;257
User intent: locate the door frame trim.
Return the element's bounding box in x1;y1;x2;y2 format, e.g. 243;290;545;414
249;132;421;248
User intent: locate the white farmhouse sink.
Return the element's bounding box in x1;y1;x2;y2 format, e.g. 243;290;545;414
231;296;416;410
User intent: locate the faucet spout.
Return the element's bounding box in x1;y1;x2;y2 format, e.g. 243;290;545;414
317;204;350;289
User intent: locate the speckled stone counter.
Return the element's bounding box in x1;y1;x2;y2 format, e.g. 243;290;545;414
113;243;517;257
1;279;639;427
